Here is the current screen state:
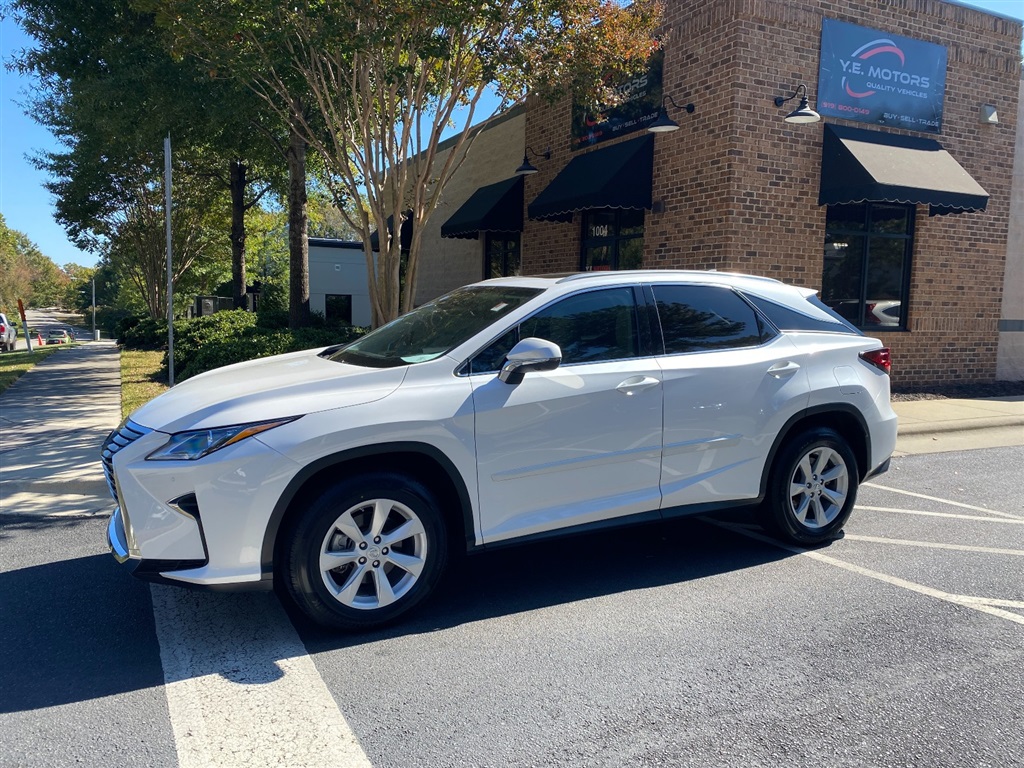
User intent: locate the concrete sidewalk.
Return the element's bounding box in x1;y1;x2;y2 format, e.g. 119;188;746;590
0;341;121;517
892;395;1024;455
0;342;1021;520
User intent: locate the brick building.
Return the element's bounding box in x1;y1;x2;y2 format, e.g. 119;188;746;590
419;0;1022;386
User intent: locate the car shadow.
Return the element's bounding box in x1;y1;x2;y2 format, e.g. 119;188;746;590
0;510;798;713
0;551;165;715
292;510;794;651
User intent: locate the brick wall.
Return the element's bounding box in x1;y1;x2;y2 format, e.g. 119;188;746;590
415;109;525;304
522;0;1022;385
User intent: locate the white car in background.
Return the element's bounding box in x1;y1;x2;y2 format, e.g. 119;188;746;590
103;271;898;630
0;312;17;352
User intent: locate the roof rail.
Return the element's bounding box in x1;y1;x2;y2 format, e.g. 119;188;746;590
556;269;781;284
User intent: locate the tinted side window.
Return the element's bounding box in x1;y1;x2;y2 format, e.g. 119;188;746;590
469;287;638;373
653;285;763;354
745;294;858;334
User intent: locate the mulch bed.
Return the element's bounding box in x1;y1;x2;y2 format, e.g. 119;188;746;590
891;380;1024;402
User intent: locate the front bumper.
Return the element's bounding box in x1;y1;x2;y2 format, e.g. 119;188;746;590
102;419;297;588
106;505;207;576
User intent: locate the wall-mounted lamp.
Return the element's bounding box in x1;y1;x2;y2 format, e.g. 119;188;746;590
980;104;999;124
515;146;552;175
648;95;696;133
773;83;821;124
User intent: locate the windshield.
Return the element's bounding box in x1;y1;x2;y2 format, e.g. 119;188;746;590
326;285;543;368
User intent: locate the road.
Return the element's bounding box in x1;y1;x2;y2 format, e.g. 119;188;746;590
1;446;1022;767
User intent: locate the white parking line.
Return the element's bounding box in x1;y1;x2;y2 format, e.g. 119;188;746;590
703;519;1024;627
862;482;1023;519
954;596;1024;610
843;533;1024;556
856;505;1024;524
151;585;372;768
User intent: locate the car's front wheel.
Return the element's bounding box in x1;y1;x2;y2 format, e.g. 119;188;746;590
761;427;858;545
282;472;448;630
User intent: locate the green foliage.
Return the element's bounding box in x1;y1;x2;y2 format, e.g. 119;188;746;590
255;307;289;330
117;315;168;349
146;0;662;326
0;213;73;313
169;309;258;374
171;311;364;381
96;306;135;337
117;301;365;379
9;0;280;318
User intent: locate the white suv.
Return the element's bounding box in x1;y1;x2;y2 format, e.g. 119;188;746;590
104;271;897;630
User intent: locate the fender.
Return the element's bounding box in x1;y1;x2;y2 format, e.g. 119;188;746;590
259;441;475;580
758;404;872;501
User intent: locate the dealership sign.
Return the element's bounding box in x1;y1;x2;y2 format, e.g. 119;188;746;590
817;18;947;134
571;50;663;150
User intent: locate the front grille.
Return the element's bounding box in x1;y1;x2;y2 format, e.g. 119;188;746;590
101;420;153;500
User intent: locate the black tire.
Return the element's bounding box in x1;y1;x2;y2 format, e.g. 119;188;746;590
281;471;448;631
760;427;859;545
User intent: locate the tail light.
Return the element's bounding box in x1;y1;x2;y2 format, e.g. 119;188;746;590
860;347;891;375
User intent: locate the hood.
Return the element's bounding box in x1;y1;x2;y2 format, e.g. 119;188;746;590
130;347;408;433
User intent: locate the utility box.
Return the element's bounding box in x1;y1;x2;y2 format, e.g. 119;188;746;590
193;296;235;317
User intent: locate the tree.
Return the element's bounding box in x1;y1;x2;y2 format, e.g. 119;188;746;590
0;213;74;311
150;0;663;326
0;214;39;314
8;0;281;313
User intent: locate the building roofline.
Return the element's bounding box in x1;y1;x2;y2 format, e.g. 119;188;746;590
940;0;1024;25
435;102;526;155
308;238;363;250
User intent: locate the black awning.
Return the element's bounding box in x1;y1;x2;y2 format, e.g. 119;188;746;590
369;211;412;252
441;176;524;240
528;134;654;222
819;124;989;216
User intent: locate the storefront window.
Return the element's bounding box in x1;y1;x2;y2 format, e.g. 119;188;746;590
581;209;644;271
485;234;521;279
822;203;913;330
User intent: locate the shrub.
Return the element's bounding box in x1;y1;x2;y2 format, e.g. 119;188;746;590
169;310;258;374
178;331;292;380
118;316;168;350
176;324;367;381
97;307;134;338
255;308;289;330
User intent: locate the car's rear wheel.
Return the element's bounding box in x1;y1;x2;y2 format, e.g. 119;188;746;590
761;427;858;545
282;472;448;630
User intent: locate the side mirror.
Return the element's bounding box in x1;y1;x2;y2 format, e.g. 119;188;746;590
498;337;562;385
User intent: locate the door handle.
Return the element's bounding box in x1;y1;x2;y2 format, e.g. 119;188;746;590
616;376;660;395
767;361;801;378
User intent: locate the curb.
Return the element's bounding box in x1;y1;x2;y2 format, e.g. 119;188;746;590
897;416;1024;437
1;478;110;497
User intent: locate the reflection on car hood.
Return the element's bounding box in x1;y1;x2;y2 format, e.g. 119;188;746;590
130;347;407;433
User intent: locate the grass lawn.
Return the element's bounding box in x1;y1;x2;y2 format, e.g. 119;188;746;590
121;350;169;419
0;344;67;394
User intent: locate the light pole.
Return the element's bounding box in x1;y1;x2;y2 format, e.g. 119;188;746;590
91;277;97;339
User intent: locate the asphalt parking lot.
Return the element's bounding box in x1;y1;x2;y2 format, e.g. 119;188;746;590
5;444;1019;768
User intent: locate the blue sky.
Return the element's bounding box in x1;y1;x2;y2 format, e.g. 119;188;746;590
1;0;1022;269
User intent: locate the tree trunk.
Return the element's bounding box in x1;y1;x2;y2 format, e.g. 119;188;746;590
229;159;248;310
287;101;310;330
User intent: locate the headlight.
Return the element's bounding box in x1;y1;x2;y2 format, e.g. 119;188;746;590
146;417;299;461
